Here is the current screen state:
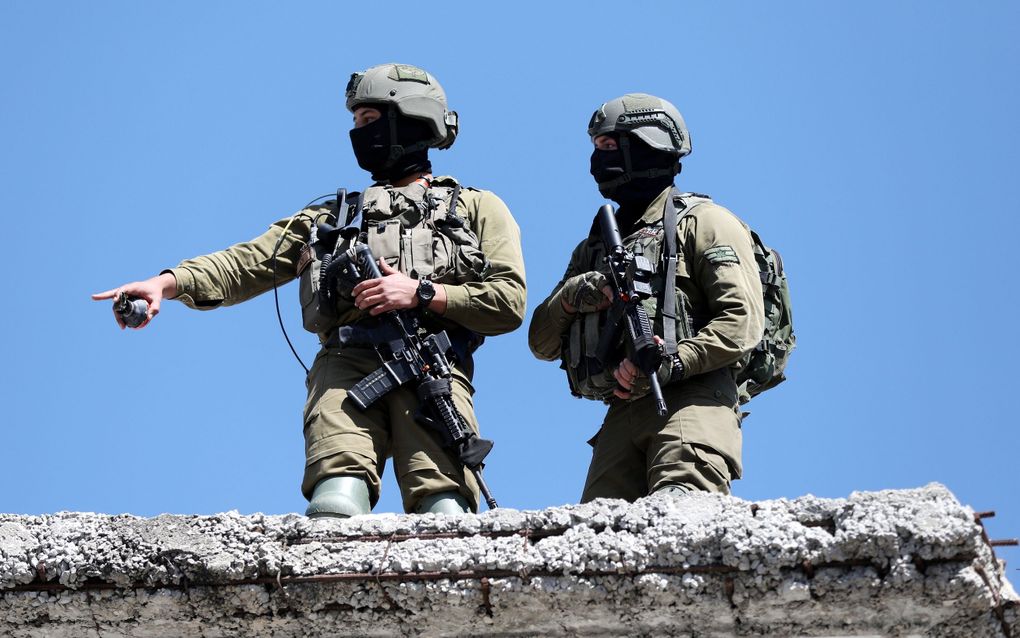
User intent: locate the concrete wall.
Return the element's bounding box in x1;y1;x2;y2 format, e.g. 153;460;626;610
1;484;1015;637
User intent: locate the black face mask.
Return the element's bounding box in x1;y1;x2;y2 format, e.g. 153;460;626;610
590;136;678;206
589;148;627;190
349;111;433;183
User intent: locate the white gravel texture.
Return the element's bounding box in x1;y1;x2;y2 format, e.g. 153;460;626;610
0;483;1015;637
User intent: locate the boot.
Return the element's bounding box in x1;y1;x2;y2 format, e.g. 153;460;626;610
416;490;471;514
305;475;372;518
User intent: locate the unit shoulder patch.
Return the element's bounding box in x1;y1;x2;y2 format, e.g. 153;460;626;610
704;245;740;265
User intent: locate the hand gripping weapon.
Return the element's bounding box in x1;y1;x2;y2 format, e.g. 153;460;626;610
325;240;498;510
595;204;668;416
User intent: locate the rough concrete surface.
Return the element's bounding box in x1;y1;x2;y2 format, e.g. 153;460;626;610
0;483;1015;637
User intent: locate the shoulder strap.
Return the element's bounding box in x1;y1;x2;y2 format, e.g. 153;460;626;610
448;183;462;217
661;190;680;356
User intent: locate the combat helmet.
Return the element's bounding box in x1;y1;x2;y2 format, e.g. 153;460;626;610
345;63;459;150
588;93;691;158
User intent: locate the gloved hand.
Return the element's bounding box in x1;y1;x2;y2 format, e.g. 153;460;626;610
560;271;612;314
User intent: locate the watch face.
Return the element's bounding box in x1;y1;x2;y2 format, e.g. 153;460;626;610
417;279;435;304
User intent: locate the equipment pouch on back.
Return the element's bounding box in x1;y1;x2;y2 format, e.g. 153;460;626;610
735;230;796;404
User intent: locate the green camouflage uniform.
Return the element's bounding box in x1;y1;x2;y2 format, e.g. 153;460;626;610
529;187;764;501
168;176;526;512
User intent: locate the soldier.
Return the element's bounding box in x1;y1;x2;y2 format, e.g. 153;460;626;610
93;63;526;517
528;93;764;501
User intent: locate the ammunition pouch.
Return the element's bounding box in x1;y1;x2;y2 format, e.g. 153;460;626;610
561;194;696;404
297;182;489;337
561;295;678;403
297;239;338;334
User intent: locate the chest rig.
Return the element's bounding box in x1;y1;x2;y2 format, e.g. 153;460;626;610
358;180;488;286
297;180;489;337
561;191;701;402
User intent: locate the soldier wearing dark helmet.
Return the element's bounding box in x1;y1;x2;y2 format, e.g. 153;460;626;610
94;64;526;516
529;93;764;500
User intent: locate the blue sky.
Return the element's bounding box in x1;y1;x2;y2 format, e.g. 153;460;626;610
2;2;1017;564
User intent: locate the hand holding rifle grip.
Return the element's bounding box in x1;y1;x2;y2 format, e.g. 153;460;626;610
344;240;499;509
597;204;668;416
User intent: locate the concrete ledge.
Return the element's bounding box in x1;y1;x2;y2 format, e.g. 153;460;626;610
1;484;1016;637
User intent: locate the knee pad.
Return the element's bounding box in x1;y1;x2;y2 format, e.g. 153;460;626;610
305;475;372;518
416;490;471;515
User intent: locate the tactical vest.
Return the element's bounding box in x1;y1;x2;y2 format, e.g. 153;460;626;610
562;191;795;406
297;179;489;336
561;194;703;403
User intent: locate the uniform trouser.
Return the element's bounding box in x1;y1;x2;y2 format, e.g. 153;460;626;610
581;367;743;503
301;345;480;513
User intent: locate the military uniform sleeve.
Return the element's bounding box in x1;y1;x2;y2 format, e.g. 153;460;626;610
167;213;313;310
675;205;765;377
527;240;588;361
441;190;527;336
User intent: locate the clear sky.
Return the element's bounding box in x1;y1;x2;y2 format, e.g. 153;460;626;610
2;2;1017;565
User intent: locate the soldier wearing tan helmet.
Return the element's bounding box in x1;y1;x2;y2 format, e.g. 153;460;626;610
529;93;764;501
94;64;526;516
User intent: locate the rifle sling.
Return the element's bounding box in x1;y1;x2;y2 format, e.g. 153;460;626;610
662;190;680;356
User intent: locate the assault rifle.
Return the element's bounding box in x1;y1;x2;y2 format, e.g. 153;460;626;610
595;204;668;416
326;241;498;510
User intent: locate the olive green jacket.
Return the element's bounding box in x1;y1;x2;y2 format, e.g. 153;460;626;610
168;176;527;339
529;187;764;380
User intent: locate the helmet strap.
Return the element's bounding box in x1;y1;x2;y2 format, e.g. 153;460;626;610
597;134;678;191
385;108;431;168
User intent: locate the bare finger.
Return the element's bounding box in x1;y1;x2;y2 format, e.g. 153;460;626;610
352;280;378;297
614;366;633;390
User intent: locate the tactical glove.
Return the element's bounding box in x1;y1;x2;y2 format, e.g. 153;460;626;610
561;272;610;314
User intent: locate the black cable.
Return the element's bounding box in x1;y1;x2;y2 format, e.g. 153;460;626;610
272;193;336;374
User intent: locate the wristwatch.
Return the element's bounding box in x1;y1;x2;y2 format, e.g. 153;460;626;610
416;278;436;308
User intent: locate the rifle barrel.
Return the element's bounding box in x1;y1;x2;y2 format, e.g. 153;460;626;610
597;204;623;252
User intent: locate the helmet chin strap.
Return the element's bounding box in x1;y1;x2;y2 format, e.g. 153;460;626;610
385;108;432;168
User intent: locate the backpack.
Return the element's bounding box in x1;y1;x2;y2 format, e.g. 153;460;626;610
663;194;794;404
733;229;795;404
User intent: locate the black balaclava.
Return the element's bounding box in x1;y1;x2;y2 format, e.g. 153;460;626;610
349;105;433;184
590;134;679;232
